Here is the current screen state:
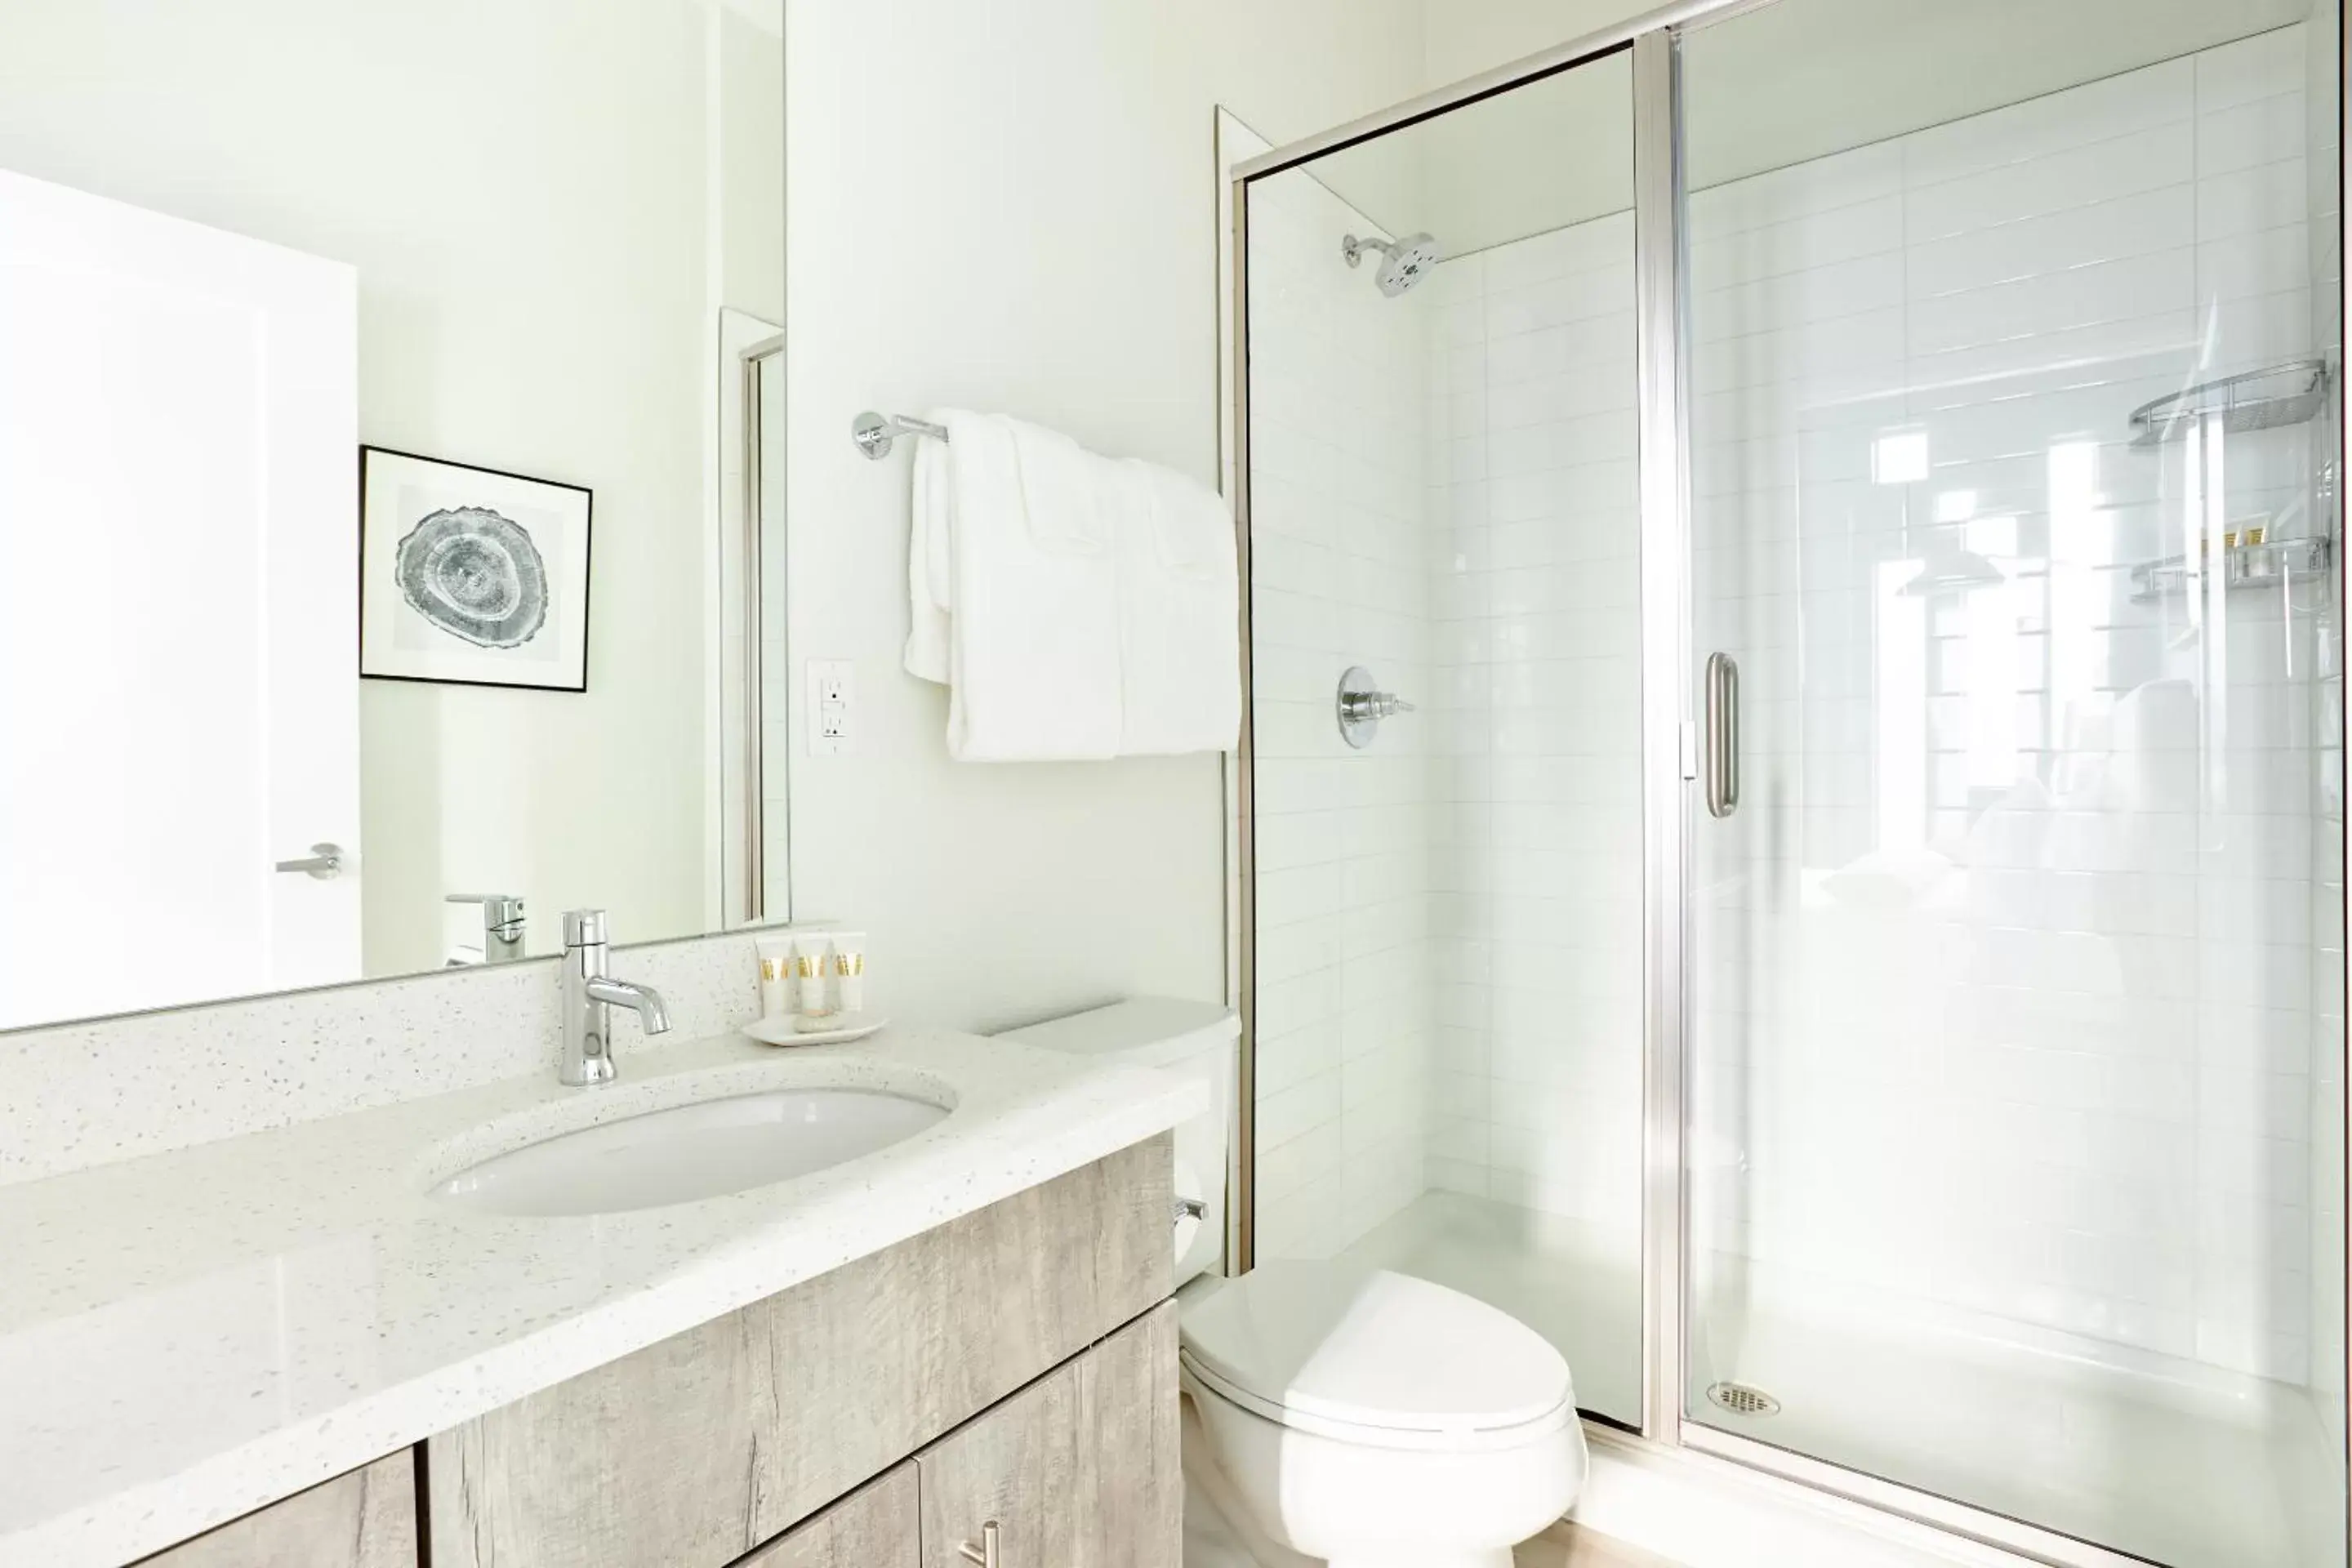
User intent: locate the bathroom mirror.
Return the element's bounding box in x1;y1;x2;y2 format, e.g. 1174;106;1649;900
0;1;786;1031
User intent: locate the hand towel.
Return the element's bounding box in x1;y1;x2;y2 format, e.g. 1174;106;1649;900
903;409;1122;760
903;423;953;684
1114;457;1241;755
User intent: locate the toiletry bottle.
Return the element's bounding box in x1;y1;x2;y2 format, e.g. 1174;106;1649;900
792;933;835;1022
755;933;793;1020
831;930;867;1015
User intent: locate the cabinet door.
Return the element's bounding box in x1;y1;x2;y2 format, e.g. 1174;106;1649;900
915;1303;1179;1568
431;1135;1171;1568
736;1463;918;1568
136;1451;415;1567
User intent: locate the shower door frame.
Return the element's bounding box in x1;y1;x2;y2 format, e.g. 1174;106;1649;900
1227;2;2352;1566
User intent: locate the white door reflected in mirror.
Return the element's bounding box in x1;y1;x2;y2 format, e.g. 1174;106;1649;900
0;169;360;1029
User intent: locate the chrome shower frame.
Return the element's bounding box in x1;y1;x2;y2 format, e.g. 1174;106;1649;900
1225;0;2351;1563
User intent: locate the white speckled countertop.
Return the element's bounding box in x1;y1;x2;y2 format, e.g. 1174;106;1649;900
0;1025;1203;1568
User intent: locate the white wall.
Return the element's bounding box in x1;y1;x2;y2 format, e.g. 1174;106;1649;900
1400;0;2308;257
778;0;1426;1034
0;0;782;979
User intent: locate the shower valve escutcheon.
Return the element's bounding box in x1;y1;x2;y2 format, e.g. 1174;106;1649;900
1337;666;1414;748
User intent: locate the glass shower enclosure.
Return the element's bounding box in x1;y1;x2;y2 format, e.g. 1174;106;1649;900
1232;2;2347;1564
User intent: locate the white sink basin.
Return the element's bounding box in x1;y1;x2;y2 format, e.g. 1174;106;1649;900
432;1087;950;1217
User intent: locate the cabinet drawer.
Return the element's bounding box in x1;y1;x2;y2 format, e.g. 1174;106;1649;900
734;1463;918;1568
136;1451;416;1568
430;1136;1171;1568
915;1302;1180;1568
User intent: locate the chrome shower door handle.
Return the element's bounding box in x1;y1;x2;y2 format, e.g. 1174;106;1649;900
273;842;346;880
1704;653;1739;820
957;1521;1000;1567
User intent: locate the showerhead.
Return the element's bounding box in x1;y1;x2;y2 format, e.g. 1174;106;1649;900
1342;232;1441;296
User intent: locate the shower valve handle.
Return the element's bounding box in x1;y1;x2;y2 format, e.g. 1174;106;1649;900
1339;690;1414;722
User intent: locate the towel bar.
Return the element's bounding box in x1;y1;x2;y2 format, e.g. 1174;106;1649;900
852;411;949;461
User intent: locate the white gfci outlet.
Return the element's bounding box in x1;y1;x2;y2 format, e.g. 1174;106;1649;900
806;660;853;756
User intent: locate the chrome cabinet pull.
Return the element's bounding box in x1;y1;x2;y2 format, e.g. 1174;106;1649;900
957;1521;1000;1567
273;842;345;880
1173;1195;1206;1228
1704;653;1739;820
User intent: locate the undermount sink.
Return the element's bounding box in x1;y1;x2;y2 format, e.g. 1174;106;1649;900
432;1087;951;1218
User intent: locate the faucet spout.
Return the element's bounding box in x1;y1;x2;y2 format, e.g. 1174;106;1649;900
583;975;671;1034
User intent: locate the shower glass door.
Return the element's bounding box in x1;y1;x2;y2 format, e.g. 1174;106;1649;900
1239;45;1648;1426
1679;2;2345;1565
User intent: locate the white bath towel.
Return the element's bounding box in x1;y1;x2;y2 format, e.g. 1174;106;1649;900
902;409;1122;760
1114;457;1241;755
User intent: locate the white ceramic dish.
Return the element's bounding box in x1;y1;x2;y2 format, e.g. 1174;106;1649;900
740;1012;889;1047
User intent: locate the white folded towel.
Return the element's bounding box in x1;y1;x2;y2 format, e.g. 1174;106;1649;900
1114;457;1240;755
903;409;1238;760
903;410;1122;760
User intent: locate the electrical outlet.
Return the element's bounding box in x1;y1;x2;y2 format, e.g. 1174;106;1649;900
806;660;853;756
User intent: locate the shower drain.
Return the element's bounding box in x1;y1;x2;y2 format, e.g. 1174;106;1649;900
1705;1381;1781;1418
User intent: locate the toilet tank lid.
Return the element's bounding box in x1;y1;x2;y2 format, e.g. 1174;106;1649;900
1182;1261;1572;1436
993;996;1238;1068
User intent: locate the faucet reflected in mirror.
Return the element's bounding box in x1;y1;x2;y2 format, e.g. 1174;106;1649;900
445;893;529;966
556;909;672;1088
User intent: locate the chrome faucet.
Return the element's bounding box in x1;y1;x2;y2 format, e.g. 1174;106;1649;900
558;908;671;1086
446;892;528;964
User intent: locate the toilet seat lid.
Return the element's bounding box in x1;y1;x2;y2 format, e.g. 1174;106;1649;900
1179;1261;1573;1437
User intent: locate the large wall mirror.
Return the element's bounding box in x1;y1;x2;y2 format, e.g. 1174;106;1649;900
0;1;786;1031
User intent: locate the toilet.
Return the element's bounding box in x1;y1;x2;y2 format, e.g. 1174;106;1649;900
998;999;1588;1568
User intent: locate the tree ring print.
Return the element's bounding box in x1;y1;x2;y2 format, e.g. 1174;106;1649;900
393;506;549;648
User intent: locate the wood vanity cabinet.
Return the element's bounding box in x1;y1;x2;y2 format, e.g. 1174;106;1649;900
429;1134;1178;1568
737;1300;1177;1568
913;1301;1181;1568
132;1452;415;1568
736;1464;920;1568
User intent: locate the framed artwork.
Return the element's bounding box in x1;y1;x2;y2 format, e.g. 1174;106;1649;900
359;446;592;693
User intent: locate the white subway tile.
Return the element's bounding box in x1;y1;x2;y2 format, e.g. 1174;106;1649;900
2194;25;2310;114
1906;121;2194;243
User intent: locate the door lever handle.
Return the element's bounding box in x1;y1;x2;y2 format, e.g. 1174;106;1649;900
273;842;346;880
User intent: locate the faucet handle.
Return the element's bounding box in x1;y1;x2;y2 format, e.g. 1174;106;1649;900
562;908;609;948
448;893;527;929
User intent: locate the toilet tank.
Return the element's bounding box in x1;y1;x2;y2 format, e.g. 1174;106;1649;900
995;997;1237;1286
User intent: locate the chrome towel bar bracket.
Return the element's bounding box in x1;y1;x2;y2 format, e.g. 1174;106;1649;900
853;411;949;461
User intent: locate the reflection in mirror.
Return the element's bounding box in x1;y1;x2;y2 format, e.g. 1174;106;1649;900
0;2;785;1031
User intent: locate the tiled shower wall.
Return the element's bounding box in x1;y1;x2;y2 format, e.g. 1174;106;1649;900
1246;168;1435;1260
1687;24;2331;1383
1419;217;1646;1241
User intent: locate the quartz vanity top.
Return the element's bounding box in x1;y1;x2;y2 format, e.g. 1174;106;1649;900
0;1025;1205;1568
